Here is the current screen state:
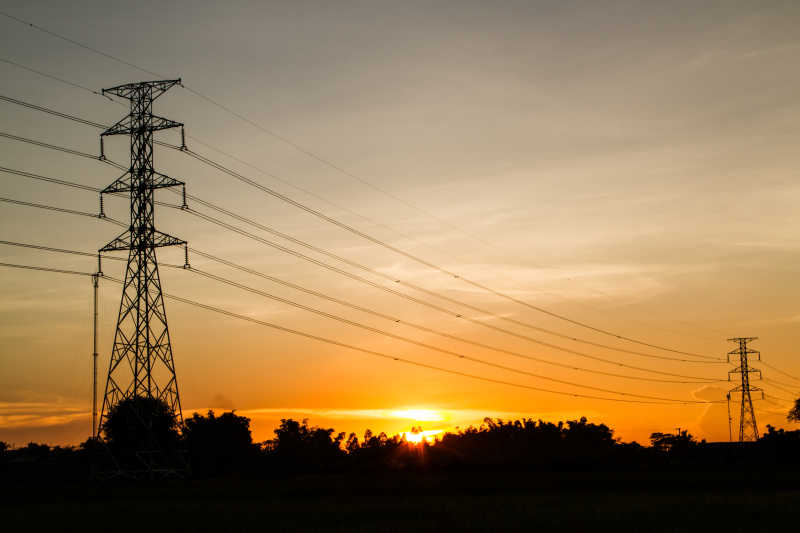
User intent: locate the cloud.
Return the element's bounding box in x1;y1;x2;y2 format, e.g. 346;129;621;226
0;401;88;429
210;393;235;410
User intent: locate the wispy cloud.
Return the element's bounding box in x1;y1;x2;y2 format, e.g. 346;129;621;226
0;401;88;429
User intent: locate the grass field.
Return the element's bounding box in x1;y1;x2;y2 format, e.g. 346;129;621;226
3;471;799;531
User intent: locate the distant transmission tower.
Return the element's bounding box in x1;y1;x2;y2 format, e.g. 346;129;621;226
97;79;189;435
727;337;763;442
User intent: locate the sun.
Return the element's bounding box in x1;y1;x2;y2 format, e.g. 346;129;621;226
403;429;443;444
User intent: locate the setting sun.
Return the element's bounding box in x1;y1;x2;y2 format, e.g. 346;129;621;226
403;429;443;444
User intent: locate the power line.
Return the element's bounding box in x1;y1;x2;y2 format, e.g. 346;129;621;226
168;173;722;364
0;92;513;290
0;195;117;223
176;192;721;363
0;12;161;78
0;16;719;359
185;208;725;380
173;183;724;362
762;393;796;404
0;135;725;367
171;143;720;361
190;248;719;384
2;255;723;406
0;130;111;166
0;94;107;128
0;92;724;363
97;274;723;406
760;361;800;384
763;376;800;390
762;378;798;396
0;90;719;349
0;56;109;99
0;261;94;277
0;170;731;397
0;240;185;270
0;165;100;192
182;129;477;264
0;179;724;381
0;235;721;385
0;10;505;253
187;265;720;402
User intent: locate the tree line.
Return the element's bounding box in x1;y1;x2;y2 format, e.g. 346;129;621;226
2;396;799;481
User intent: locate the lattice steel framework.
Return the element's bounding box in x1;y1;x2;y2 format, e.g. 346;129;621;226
98;79;188;430
727;337;763;442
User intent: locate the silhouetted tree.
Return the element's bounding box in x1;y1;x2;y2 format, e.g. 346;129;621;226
345;432;360;454
788;397;800;422
183;410;255;477
267;418;345;471
650;430;699;454
100;396;180;461
0;441;8;470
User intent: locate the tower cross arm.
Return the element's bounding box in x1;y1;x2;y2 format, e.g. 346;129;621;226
102;79;182;100
100;229;186;252
102;114;183;137
101;170;185;194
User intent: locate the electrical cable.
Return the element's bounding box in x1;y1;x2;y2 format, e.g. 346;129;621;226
187;265;720;402
0;94;107;128
0;178;726;381
0;261;94;277
760;361;800;384
0;90;721;348
0;195;121;224
0;234;723;385
762;378;798;396
190;248;720;384
185;208;726;379
101;273;727;405
1;92;725;363
170;143;722;360
0;156;728;381
0;56;109;99
0;27;721;359
0;253;715;407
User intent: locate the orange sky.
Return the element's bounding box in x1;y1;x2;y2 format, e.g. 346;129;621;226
1;1;800;447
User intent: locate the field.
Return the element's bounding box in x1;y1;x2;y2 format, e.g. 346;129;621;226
3;471;799;531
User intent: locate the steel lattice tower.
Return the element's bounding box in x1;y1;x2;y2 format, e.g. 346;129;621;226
97;79;188;431
727;337;763;442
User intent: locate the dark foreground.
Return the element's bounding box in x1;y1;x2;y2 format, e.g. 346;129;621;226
3;470;799;532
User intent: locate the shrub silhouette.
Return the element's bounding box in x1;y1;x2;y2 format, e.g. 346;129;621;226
184;410;255;477
266;418;345;471
789;397;800;423
649;430;700;458
100;396;180;464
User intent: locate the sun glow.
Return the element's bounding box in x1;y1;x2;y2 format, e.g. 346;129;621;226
404;429;443;444
389;409;444;422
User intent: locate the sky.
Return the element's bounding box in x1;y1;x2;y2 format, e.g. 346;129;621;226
1;1;799;446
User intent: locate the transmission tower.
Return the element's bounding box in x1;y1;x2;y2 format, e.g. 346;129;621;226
727;337;763;442
97;79;189;437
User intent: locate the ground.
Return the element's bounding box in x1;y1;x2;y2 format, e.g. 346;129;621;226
3;471;799;531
